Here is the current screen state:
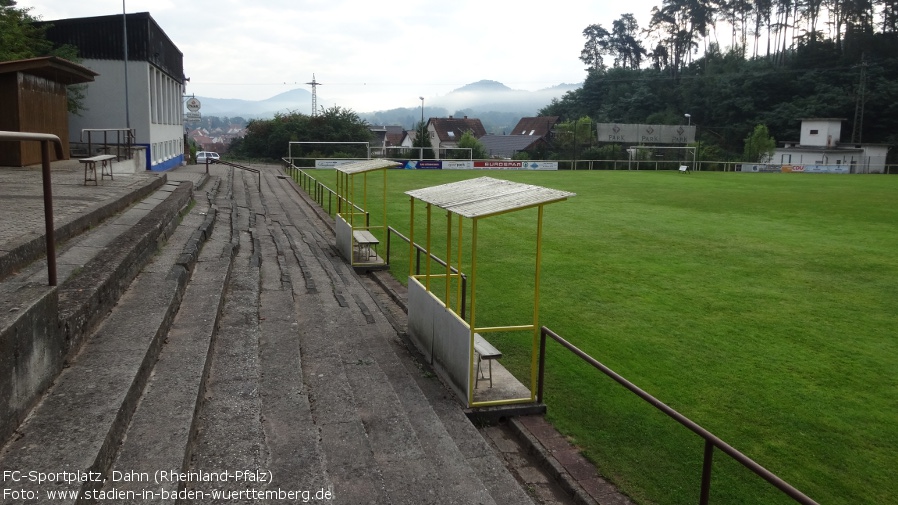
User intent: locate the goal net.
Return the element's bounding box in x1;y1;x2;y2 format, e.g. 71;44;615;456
627;146;697;171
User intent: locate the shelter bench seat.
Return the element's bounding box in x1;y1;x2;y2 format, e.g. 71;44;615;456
678;165;691;174
352;230;379;260
80;154;116;185
474;333;502;389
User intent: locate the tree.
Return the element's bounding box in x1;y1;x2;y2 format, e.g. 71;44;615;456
580;24;611;71
550;117;594;160
743;124;777;162
454;130;487;159
412;121;435;160
232;106;372;161
0;0;51;60
609;14;647;69
1;0;84;113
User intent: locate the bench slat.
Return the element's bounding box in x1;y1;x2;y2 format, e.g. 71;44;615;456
474;334;501;359
80;154;116;162
352;230;379;244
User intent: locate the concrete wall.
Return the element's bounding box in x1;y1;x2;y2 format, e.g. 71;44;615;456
0;177;183;446
68;59;184;171
407;277;471;405
773;147;887;173
0;286;61;444
336;215;353;263
800;120;842;147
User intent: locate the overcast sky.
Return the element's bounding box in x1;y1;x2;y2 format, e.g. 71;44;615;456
18;0;659;112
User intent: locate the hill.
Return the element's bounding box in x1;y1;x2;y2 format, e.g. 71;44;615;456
361;80;581;133
197;80;581;131
194;88;314;118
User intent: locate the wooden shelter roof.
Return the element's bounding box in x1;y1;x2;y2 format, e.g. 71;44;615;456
405;176;574;218
0;56;97;85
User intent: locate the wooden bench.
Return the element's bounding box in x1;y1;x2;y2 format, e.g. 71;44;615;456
474;333;502;389
80;154;116;185
678;165;691;174
352;230;379;260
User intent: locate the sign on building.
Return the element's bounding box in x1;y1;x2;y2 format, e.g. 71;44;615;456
597;123;695;144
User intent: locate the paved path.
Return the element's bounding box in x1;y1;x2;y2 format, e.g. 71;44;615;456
0;160;161;254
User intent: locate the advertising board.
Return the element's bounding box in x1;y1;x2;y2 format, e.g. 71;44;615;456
597;123;695;144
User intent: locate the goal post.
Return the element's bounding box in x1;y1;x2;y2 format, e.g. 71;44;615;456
627;146;697;171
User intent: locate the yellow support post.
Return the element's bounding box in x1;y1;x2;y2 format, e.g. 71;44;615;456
467;217;479;405
530;205;545;401
425;203;432;291
408;196;415;278
445;211;451;305
456;214;464;316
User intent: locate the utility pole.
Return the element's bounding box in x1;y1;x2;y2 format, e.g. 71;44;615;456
122;1;130;130
306;74;321;116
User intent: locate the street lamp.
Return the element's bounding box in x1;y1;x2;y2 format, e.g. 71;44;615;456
419;96;425;161
685;113;691;126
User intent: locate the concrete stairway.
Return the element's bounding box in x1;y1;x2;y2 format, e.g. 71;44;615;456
0;165;537;505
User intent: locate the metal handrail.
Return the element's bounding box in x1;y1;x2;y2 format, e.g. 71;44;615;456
0;131;64;285
80;128;134;161
285;164;368;225
385;226;467;320
280;162;468;317
536;326;820;505
209;158;260;186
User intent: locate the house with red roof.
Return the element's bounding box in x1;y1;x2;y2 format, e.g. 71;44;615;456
425;116;486;159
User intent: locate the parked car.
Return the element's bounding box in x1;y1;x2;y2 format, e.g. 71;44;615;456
196;151;220;164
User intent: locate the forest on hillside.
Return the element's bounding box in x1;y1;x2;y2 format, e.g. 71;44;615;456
541;0;898;162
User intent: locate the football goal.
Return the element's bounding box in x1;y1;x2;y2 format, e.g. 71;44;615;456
627;146;697;171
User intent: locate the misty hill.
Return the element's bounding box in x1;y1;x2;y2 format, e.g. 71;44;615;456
428;80;580;115
196;79;581;132
361;80;581;133
452;80;513;92
195;88;314;118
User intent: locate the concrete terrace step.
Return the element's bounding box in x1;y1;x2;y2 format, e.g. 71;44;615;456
260;168;536;505
102;176;235;500
0;162;580;505
0;168;166;283
0;176;217;503
0;176;203;447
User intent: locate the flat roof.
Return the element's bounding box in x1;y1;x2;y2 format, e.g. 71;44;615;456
405;176;575;218
335;159;401;174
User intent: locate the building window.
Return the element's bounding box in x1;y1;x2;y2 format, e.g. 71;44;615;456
809;129;819;134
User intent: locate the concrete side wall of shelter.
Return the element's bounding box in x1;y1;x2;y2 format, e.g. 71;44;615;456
407;277;470;405
335;215;353;263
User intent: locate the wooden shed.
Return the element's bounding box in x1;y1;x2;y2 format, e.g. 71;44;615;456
0;57;97;167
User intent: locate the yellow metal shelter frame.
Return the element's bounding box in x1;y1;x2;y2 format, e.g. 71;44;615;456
406;177;574;408
334;160;400;267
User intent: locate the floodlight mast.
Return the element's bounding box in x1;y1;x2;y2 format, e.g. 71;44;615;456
306;74;321;116
419;96;425;161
